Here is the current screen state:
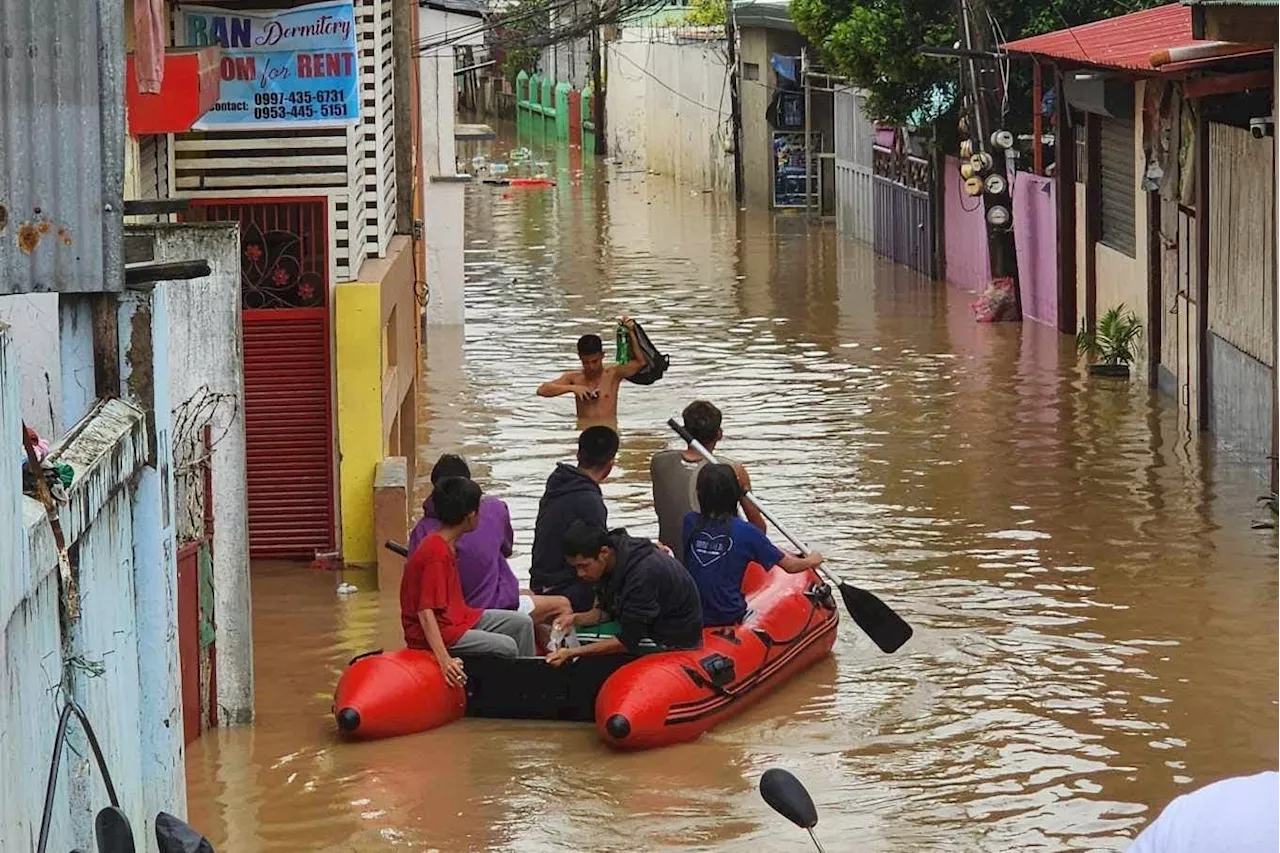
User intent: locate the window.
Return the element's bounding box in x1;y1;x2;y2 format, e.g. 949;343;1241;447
743;62;760;81
1098;114;1136;257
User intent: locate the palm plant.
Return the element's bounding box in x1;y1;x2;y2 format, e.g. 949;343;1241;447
1077;305;1143;366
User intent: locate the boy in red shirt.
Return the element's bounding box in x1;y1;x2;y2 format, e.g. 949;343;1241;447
401;476;536;686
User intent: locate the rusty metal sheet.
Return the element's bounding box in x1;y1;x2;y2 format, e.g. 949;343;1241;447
0;0;124;294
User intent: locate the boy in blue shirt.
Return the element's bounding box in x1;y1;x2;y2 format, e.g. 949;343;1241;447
682;464;825;626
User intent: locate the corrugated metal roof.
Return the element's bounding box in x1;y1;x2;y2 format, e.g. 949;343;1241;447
731;0;798;32
1183;0;1278;6
0;0;125;294
1003;3;1193;71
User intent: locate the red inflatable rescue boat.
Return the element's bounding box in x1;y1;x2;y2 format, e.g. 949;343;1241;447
332;564;838;749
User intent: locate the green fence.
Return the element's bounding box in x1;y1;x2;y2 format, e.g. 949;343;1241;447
515;70;590;149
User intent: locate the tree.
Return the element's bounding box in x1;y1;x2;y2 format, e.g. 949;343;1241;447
685;0;727;27
791;0;1159;125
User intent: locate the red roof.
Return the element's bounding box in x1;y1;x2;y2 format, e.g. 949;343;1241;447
1003;3;1192;72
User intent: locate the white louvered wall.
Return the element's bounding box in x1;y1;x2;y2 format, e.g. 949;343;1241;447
168;0;397;284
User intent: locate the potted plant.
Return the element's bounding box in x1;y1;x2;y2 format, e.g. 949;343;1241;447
1077;305;1143;378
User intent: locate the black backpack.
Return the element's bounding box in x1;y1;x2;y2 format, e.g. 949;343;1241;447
624;319;670;386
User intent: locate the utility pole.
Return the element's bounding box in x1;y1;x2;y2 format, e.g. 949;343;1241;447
803;47;812;219
725;0;744;204
591;0;607;156
957;0;1021;317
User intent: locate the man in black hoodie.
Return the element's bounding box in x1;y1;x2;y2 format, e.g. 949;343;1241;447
529;426;619;612
545;521;703;665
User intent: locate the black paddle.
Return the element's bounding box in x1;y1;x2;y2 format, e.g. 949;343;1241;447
668;418;913;653
759;768;826;852
385;540;410;557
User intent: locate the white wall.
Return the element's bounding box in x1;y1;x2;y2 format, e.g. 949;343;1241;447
606;32;734;194
420;6;477;326
425;180;468;326
0;294;61;438
143;222;255;724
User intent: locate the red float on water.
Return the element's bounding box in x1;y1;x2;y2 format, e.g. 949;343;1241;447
331;564;838;749
507;177;555;188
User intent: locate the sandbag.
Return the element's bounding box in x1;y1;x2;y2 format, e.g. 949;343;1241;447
621;320;670;386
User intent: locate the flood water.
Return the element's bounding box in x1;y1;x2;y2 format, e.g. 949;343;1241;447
186;129;1278;852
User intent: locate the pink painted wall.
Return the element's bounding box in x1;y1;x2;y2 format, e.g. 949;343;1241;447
943;156;991;292
1011;172;1058;328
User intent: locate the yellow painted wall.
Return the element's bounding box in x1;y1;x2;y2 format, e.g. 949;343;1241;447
335;281;383;566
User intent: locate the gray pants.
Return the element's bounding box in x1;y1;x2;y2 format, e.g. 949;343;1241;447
449;609;536;658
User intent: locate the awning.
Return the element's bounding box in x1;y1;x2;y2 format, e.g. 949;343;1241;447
1002;2;1271;74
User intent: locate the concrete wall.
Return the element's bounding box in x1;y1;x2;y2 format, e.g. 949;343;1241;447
0;294;61;438
1090;83;1152;366
420;5;471;326
1073;82;1151;366
335;281;383;566
738;28;816;208
2;301;185;853
943;156;991;292
425;179;468;325
606;32;734;194
137;222;254;725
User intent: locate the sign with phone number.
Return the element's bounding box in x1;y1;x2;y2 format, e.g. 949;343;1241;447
179;0;360;130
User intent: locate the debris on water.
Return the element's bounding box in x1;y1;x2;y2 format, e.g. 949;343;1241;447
337;582;358;595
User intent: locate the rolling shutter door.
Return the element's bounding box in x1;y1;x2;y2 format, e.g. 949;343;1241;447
1099;115;1136;257
242;310;335;557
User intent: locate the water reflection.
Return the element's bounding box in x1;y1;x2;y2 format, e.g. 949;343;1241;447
186;125;1277;852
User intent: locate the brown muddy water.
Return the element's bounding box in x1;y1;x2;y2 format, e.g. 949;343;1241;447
186;134;1278;852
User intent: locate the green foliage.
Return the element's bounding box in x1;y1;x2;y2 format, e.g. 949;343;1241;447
496;0;547;82
1076;305;1143;366
685;0;727;27
791;0;1160;125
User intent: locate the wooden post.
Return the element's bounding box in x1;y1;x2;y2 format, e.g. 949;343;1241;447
1084;111;1101;333
1195;101;1210;431
591;8;607;157
1271;47;1277;494
1054;66;1078;336
725;5;744;205
1147;190;1162;389
1032;61;1044;176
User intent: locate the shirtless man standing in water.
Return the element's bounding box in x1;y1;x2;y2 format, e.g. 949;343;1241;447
537;317;647;427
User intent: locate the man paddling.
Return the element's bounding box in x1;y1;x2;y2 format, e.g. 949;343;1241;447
650;400;765;564
536;317;647;428
545;521;703;666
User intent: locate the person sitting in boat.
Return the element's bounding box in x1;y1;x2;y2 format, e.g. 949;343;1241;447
544;521;703;666
535;317;647;428
408;453;572;643
684;464;824;627
651;399;766;564
403;476;537;687
530;426;618;614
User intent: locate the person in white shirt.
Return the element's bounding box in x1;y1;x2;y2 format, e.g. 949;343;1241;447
1127;770;1278;853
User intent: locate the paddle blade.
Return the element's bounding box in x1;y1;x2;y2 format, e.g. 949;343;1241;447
156;811;216;853
759;768;819;829
94;807;136;853
840;583;913;653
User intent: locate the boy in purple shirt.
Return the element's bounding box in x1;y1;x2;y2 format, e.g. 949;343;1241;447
409;455;570;641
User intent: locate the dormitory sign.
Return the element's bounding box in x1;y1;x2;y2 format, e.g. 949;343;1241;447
179;0;360;130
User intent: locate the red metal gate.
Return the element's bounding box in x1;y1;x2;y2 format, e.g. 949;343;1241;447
189;198;336;559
